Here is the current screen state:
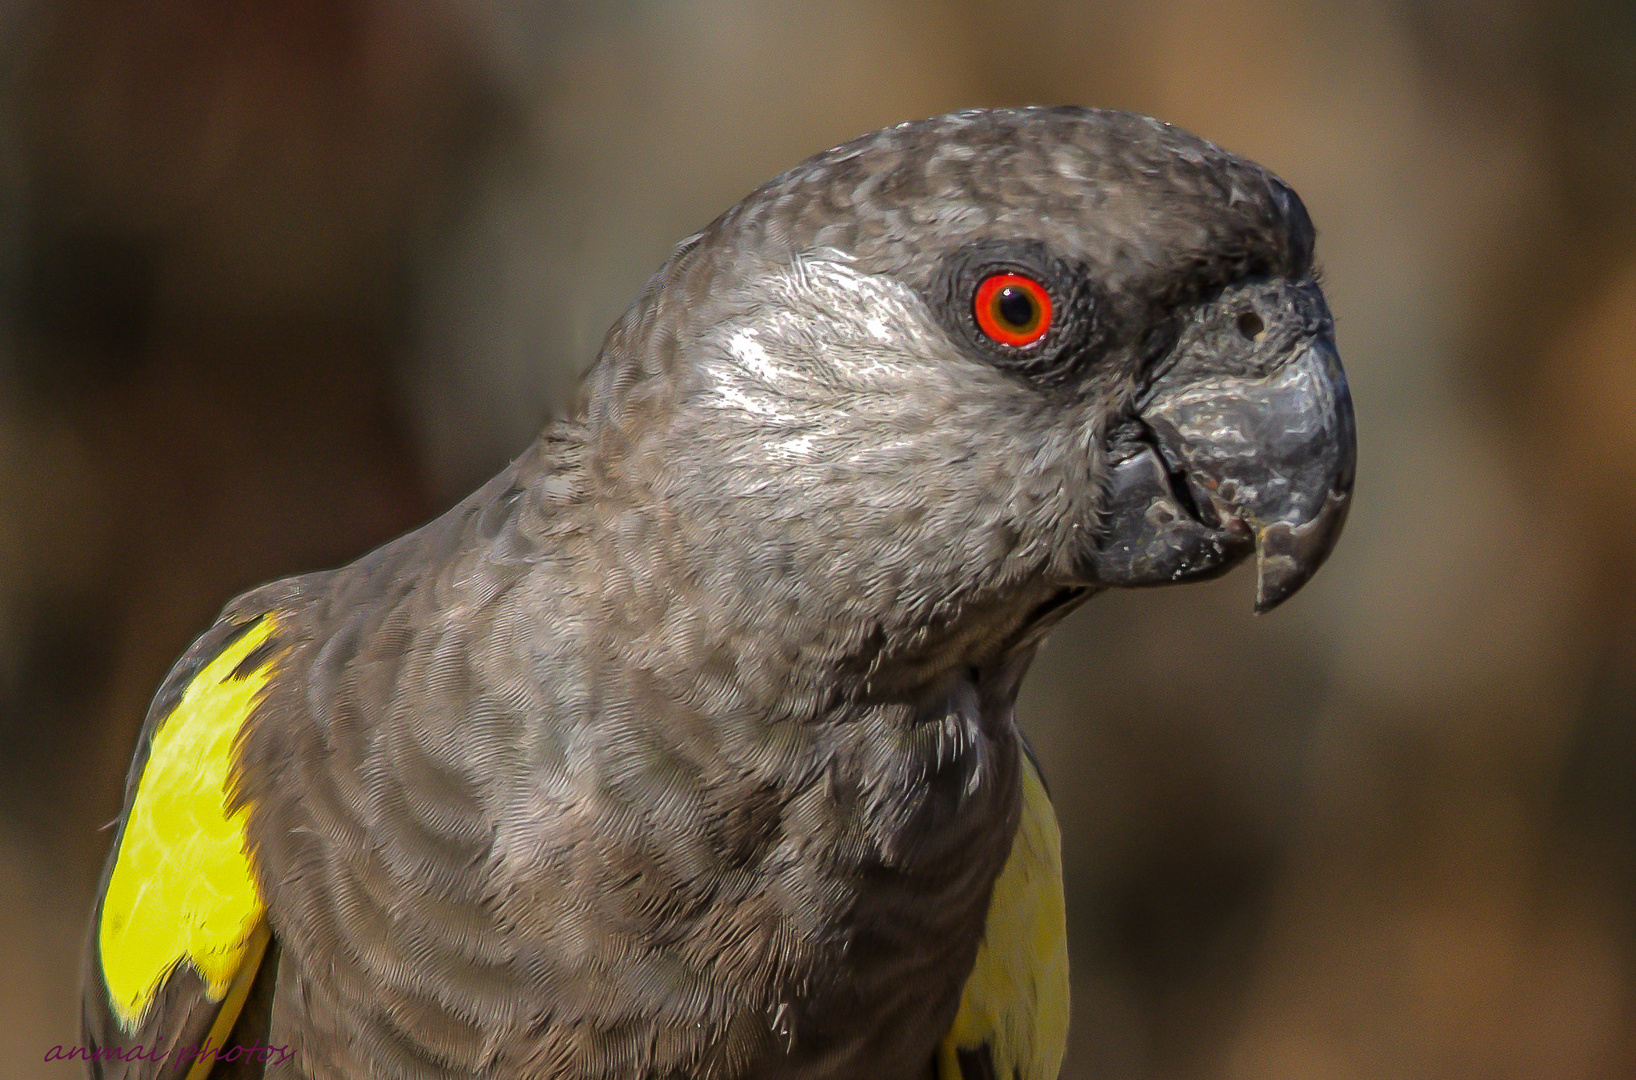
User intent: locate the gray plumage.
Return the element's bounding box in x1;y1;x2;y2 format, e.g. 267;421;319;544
84;106;1354;1080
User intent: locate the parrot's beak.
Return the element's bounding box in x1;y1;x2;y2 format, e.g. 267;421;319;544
1142;335;1354;611
1090;332;1356;611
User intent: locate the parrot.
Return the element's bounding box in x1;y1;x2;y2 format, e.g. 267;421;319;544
80;106;1355;1080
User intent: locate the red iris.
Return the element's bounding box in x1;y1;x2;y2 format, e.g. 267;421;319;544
974;273;1052;347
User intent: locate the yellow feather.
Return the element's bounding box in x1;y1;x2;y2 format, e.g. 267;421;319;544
937;753;1070;1080
181;921;270;1080
98;617;279;1031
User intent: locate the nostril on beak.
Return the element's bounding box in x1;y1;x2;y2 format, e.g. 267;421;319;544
1235;310;1265;341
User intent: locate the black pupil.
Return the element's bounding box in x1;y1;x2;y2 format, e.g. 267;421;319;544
996;286;1036;329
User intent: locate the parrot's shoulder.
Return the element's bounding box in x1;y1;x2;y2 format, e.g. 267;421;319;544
82;597;307;1080
937;743;1070;1080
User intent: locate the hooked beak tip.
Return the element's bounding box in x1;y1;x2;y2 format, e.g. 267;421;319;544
1252;488;1352;613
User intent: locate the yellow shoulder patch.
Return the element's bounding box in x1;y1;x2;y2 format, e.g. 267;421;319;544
98;616;280;1031
938;753;1070;1080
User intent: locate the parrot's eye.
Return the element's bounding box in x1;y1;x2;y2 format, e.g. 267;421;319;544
974;274;1052;347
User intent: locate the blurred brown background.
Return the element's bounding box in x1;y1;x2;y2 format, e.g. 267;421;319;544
1;1;1633;1077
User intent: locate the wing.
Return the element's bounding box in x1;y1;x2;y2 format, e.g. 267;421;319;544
937;747;1070;1080
82;614;287;1080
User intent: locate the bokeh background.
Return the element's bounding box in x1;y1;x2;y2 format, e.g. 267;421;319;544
1;1;1634;1077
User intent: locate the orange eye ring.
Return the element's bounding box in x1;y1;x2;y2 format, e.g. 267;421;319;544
974;273;1052;347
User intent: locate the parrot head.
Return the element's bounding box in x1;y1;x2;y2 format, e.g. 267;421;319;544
582;107;1355;665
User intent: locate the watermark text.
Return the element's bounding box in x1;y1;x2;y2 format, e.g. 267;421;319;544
45;1037;293;1067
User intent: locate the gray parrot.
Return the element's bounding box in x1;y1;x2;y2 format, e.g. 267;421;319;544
81;107;1355;1080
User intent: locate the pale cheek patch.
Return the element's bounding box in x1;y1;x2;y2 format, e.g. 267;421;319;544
726;327;783;384
697;254;983;480
710;383;796;423
772;434;816;461
773;255;935;380
704;254;945;428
